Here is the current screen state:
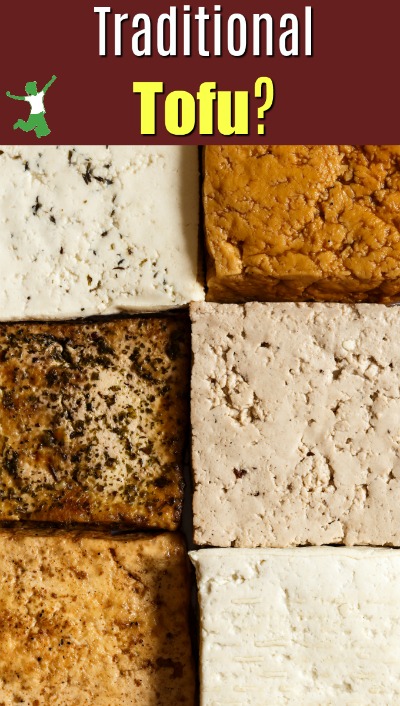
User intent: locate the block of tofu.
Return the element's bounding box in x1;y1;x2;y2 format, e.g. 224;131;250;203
204;145;400;303
191;301;400;547
0;529;195;706
0;145;203;320
190;547;400;706
0;315;190;527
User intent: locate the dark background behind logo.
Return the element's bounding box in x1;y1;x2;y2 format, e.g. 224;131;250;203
1;0;398;143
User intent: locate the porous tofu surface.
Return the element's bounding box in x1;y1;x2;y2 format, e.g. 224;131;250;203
0;316;190;527
0;530;195;706
0;145;203;319
204;145;400;302
191;301;400;547
190;547;400;705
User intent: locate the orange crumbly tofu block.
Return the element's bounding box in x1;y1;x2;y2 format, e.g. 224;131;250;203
0;530;195;706
0;316;190;527
204;145;400;302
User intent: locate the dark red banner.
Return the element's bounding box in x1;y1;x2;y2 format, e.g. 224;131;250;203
0;0;398;143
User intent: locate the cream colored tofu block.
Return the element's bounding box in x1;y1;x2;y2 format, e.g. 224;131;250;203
0;146;203;320
190;547;400;706
0;530;195;706
191;302;400;547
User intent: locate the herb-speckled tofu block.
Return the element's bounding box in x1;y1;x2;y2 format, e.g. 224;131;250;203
0;145;204;320
0;530;195;706
0;316;190;527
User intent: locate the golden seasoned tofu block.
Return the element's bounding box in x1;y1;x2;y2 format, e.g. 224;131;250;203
0;316;190;527
0;530;195;706
204;145;400;303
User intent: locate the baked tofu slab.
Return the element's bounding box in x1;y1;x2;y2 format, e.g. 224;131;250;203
0;316;190;527
0;530;195;706
204;145;400;303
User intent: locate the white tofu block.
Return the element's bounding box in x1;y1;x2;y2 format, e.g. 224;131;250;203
0;146;203;320
191;302;400;547
190;547;400;706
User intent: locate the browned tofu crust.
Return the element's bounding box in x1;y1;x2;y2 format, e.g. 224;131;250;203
0;530;195;706
0;316;190;527
204;145;400;303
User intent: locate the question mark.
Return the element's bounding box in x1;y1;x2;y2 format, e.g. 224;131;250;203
254;77;274;136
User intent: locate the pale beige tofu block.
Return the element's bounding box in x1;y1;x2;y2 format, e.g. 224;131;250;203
191;302;400;547
190;547;400;706
0;530;195;706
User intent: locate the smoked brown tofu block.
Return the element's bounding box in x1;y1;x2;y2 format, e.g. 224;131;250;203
204;145;400;303
0;530;195;706
0;316;190;527
191;302;400;547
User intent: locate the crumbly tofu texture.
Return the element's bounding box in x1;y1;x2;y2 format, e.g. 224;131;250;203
191;302;400;547
204;145;400;303
0;316;190;527
0;145;203;320
190;547;400;706
0;530;195;706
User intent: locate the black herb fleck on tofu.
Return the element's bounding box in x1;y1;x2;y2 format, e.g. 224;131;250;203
83;163;93;184
32;197;42;215
3;449;19;477
2;390;14;409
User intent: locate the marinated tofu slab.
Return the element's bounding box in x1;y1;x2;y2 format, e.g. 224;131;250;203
0;530;195;706
191;302;400;547
190;547;400;706
204;145;400;303
0;145;204;320
0;316;190;527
